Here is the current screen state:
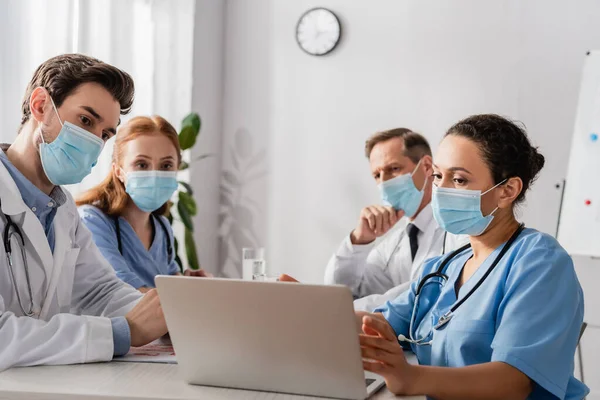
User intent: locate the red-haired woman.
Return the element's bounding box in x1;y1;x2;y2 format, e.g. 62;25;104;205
77;116;208;293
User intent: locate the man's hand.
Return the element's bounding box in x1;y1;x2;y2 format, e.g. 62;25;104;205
350;206;404;245
183;269;213;278
125;289;168;348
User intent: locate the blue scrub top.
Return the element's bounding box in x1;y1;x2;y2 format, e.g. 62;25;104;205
78;205;179;289
376;228;588;400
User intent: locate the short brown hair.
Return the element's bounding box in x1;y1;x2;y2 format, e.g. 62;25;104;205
20;53;135;129
365;128;432;163
76;116;182;217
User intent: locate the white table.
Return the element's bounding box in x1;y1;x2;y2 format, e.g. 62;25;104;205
0;362;425;400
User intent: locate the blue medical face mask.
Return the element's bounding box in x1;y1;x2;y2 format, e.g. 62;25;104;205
378;159;426;218
431;179;506;236
39;97;104;186
125;171;179;212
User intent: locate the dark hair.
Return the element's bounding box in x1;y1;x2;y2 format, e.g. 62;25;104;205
446;114;545;203
20;53;135;129
365;128;432;163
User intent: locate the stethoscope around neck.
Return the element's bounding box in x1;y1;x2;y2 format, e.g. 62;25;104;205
398;223;525;346
0;197;35;317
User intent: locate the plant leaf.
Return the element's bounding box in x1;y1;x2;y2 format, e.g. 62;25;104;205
230;147;239;171
246;148;267;172
178;181;194;195
182;113;201;134
179;125;197;150
220;192;233;209
223;171;239;186
230;225;255;253
179;191;197;216
234;204;254;227
193;154;214;162
218;211;229;227
185;228;200;270
179;161;189;171
177;200;194;231
220;183;233;196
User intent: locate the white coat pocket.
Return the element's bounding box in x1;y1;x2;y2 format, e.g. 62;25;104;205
57;248;80;310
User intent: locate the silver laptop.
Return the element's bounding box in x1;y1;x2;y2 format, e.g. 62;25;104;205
156;276;385;399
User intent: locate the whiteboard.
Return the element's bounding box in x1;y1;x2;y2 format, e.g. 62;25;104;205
558;51;600;257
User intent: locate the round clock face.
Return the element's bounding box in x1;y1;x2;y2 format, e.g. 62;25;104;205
296;8;341;56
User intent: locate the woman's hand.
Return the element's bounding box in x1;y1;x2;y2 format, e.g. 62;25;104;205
360;315;416;395
278;274;299;282
183;269;213;278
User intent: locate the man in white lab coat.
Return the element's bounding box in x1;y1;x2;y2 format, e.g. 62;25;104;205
323;128;466;312
0;54;167;370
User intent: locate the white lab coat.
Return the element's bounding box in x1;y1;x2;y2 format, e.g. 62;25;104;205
324;204;468;312
0;161;142;370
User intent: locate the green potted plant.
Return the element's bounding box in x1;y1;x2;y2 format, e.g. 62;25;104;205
165;112;208;271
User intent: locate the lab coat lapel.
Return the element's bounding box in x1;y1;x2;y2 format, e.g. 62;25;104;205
39;204;74;319
0;162;53;283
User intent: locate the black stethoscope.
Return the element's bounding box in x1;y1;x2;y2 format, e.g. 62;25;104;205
0;198;35;317
398;223;525;346
113;213;173;259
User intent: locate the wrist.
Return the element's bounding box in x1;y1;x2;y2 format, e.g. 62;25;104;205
404;365;428;396
350;230;374;245
125;316;140;347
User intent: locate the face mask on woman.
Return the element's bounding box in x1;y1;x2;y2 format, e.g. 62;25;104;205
431;179;506;236
124;171;178;212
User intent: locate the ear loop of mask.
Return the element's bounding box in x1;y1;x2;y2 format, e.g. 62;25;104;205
38;91;64;147
411;158;428;192
481;178;508;217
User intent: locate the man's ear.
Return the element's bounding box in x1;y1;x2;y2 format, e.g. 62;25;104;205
498;177;523;209
29;87;52;124
421;155;433;175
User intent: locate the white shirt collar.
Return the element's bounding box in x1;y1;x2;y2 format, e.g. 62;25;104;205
409;202;434;233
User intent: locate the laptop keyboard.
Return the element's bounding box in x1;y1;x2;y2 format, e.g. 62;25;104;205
365;378;376;387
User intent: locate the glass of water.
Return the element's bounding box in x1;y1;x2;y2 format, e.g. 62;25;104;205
242;248;265;280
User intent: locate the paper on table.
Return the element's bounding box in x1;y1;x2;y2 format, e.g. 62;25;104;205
114;339;177;364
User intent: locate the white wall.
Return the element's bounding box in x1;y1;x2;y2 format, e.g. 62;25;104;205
217;0;273;277
0;0;74;143
190;0;226;274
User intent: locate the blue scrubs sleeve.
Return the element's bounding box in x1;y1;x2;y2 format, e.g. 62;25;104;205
491;237;586;399
78;206;146;289
374;280;417;339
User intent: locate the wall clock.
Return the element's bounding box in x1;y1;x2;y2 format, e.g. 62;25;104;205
296;8;341;56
